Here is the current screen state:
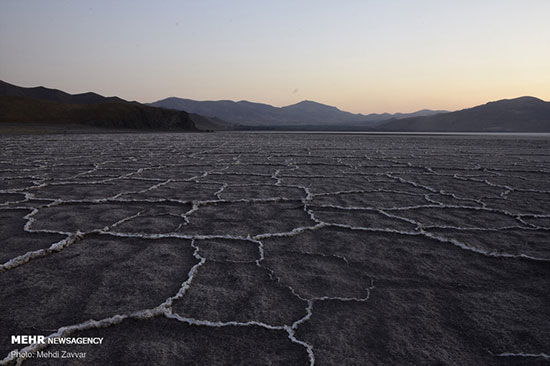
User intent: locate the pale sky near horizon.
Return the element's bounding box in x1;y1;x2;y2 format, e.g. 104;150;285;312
1;0;549;114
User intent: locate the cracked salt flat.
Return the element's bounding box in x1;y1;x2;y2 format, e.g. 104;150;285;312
1;132;549;365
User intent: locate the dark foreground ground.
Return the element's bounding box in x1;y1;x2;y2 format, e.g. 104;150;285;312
1;132;549;365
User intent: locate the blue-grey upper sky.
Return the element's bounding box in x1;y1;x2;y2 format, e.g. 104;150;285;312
1;0;549;113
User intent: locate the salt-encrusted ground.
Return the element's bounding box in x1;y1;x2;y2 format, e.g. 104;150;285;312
1;132;549;365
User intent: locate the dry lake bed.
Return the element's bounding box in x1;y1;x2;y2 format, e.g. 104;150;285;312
1;132;549;365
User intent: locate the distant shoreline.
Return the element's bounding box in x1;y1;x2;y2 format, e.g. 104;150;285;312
238;130;550;137
0;123;209;135
2;123;550;138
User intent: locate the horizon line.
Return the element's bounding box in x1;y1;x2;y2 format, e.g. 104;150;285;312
2;79;547;116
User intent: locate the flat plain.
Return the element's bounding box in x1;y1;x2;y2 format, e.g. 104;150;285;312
1;132;549;365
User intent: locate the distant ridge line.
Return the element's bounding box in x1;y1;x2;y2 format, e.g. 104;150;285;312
148;97;446;127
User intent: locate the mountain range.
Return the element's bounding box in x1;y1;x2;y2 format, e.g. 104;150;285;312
377;96;550;132
2;80;549;132
148;97;446;126
0;81;224;131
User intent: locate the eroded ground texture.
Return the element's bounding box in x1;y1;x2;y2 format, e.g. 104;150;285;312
1;132;549;366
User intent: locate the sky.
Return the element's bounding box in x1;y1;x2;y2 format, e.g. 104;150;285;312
1;0;549;114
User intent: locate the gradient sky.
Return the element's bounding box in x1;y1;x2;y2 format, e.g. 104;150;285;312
1;0;549;114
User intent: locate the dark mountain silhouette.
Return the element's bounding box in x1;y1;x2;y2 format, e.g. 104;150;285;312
279;100;366;124
4;81;546;132
0;96;197;131
0;80;128;105
149;98;288;125
376;97;550;132
149;97;445;126
0;81;229;131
